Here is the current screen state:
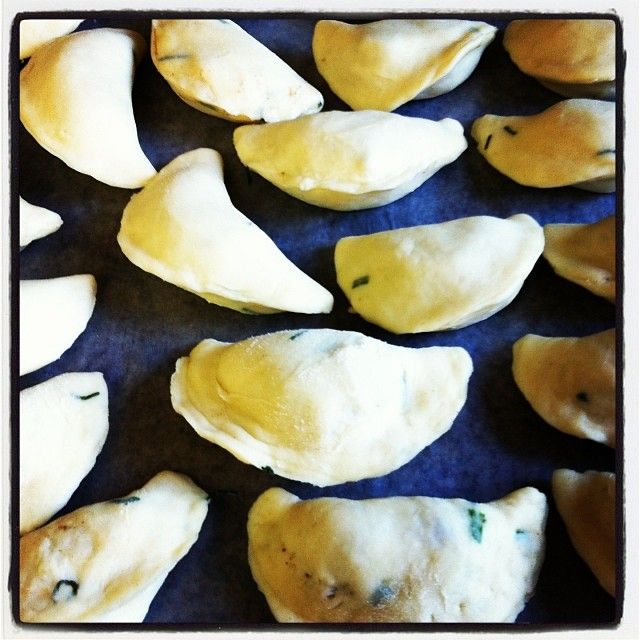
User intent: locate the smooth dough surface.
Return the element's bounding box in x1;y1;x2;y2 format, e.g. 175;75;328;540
171;329;472;486
19;19;83;59
552;469;615;596
20;471;209;622
471;99;615;192
503;19;615;99
118;148;333;315
543;215;615;302
20;28;156;189
512;329;615;446
151;19;323;122
248;486;547;622
20;372;109;534
233;110;467;210
19;197;63;249
335;214;543;333
313;19;496;111
20;275;97;376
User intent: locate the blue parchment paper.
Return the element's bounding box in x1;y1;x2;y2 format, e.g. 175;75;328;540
16;13;618;626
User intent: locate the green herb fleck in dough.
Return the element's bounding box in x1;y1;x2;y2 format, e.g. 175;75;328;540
503;125;518;136
484;134;492;150
261;465;274;475
110;496;140;505
368;581;395;607
240;307;262;315
52;579;79;602
352;275;370;289
289;331;307;341
596;149;615;156
75;391;100;401
576;391;589;403
515;528;526;535
157;54;192;62
468;508;486;543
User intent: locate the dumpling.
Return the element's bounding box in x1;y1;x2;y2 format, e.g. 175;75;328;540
19;19;83;59
171;329;472;486
247;486;547;622
335;214;543;333
19;197;63;249
20;471;209;622
20;372;109;534
233;110;467;210
471;99;615;192
543;215;615;302
20;275;97;376
512;329;615;446
313;19;496;111
20;28;156;189
552;469;615;596
503;19;615;99
117;148;333;315
151;19;323;122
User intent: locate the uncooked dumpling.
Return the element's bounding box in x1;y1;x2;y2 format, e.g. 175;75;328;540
20;372;109;534
20;28;156;189
117;148;333;315
335;214;543;333
503;19;615;99
151;19;323;122
248;486;547;622
19;19;83;59
20;275;97;376
20;471;209;622
171;329;472;486
313;19;496;111
512;329;615;446
233;110;467;210
552;469;615;596
543;215;615;302
19;197;63;249
471;99;615;192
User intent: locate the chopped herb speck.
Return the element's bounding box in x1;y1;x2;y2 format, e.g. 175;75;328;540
596;149;615;156
369;581;395;607
76;392;100;401
352;275;370;289
110;496;140;505
468;508;486;543
484;134;492;150
576;391;589;403
261;465;274;475
515;528;526;535
240;307;261;315
289;331;307;341
503;125;518;135
52;580;78;602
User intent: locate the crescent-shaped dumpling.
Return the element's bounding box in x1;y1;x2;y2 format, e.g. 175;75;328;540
117;148;333;315
171;329;472;486
512;329;615;446
151;19;323;122
335;214;543;333
471;99;615;192
20;275;97;376
247;486;547;622
19;471;209;622
503;19;615;99
313;19;497;111
19;19;83;59
543;215;615;302
20;28;156;189
233;110;467;211
20;372;109;534
552;469;615;596
19;197;63;249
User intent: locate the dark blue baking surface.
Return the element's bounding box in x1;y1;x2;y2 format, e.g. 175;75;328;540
14;13;619;627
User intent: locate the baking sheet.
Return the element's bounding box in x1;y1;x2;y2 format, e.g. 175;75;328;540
14;12;619;626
